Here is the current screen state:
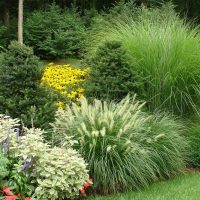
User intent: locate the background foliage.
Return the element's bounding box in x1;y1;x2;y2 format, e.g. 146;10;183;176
24;4;86;59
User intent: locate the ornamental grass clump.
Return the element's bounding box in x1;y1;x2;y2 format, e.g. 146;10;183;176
87;3;200;116
185;123;200;167
52;96;188;194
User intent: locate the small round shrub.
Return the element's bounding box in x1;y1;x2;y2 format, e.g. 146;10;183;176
85;40;143;101
24;4;86;59
0;41;57;129
33;147;89;199
52;96;188;194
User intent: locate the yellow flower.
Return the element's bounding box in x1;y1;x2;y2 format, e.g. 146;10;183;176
41;63;89;109
57;101;65;109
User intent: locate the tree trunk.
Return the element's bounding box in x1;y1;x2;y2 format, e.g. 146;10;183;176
3;1;10;27
18;0;23;45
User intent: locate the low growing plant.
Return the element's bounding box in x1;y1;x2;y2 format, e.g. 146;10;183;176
0;151;9;186
14;128;89;200
51;96;188;194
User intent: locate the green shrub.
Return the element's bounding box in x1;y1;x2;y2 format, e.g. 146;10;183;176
85;40;143;101
0;41;57;129
186;124;200;167
24;4;86;59
0;23;8;47
51;96;188;194
87;3;200;116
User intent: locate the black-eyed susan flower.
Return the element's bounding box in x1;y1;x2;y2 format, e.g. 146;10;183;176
41;63;89;109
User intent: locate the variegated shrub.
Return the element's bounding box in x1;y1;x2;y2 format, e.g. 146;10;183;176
0;114;20;144
0;115;89;200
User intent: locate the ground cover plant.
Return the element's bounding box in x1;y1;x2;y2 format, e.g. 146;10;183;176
51;96;188;194
0;152;9;187
87;3;200;116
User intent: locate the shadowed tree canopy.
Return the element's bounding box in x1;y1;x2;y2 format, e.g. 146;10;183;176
0;0;200;18
0;0;200;47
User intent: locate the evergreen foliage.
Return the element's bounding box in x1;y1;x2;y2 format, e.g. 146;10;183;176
24;4;86;59
85;40;143;101
0;41;57;129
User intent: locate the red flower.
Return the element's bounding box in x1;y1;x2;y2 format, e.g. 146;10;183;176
80;188;85;194
5;196;17;200
83;182;90;188
23;197;31;200
16;193;21;197
3;187;13;195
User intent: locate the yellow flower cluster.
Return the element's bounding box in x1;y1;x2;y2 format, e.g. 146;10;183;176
41;63;88;109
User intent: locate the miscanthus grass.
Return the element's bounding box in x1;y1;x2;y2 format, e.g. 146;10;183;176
87;3;200;116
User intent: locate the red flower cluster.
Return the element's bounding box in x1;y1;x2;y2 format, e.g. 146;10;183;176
80;178;93;196
1;187;31;200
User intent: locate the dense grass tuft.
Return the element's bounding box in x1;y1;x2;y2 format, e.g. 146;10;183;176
52;96;188;194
